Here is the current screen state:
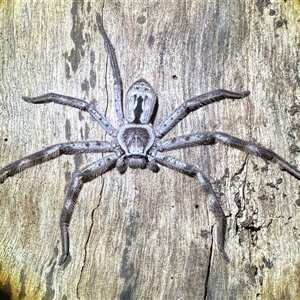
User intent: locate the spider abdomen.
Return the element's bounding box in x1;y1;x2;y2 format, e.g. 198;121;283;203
125;79;157;124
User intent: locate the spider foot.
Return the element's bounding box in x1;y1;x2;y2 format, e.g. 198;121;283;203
207;197;230;263
218;247;230;262
241;90;250;98
58;253;69;266
22;95;45;104
0;171;8;184
22;96;31;102
22;95;51;104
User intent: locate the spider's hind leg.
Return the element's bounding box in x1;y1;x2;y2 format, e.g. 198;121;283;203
96;13;124;126
156;89;250;138
22;93;117;136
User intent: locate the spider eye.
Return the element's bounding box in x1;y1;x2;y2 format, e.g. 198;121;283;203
125;79;157;124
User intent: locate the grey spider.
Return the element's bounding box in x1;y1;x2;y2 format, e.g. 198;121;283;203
1;13;300;266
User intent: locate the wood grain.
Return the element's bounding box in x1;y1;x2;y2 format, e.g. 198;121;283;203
0;0;300;299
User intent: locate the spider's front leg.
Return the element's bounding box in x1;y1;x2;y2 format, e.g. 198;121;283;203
156;89;250;138
22;93;117;136
153;152;230;262
59;153;118;266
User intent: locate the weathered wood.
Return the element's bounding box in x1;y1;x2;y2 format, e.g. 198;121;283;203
1;0;300;299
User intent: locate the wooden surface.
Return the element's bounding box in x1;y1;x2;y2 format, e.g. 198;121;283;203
1;1;300;299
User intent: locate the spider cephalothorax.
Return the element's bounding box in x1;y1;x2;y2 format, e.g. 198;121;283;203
1;13;300;266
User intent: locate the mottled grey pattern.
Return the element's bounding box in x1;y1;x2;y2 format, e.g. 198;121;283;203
1;13;299;266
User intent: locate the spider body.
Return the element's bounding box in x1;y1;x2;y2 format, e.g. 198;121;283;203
1;13;300;266
116;79;158;171
125;79;157;124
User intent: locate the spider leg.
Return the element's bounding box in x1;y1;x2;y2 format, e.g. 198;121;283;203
22;94;118;137
156;89;250;138
59;153;118;266
159;131;300;180
0;140;114;184
96;13;125;126
153;151;230;262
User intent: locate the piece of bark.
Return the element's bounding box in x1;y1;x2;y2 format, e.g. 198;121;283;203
0;1;300;299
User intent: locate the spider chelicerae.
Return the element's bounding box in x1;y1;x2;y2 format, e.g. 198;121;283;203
1;13;300;266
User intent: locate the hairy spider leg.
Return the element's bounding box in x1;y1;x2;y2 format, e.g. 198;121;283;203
155;89;250;139
96;13;125;126
0;141;114;184
22;94;118;137
153;151;229;262
160;132;300;180
59;153;118;266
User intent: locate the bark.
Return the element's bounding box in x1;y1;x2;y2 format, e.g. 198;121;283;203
0;0;300;299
